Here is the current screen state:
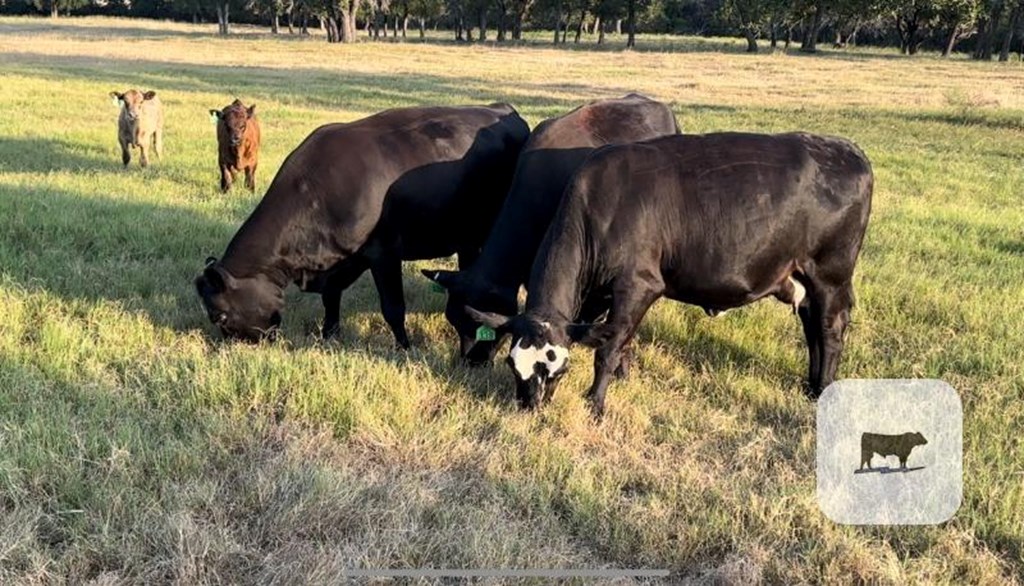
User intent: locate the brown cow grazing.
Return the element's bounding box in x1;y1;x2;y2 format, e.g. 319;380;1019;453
209;100;261;193
110;89;164;168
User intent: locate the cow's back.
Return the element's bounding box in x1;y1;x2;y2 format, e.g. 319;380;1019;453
221;104;528;277
472;95;678;288
549;132;872;307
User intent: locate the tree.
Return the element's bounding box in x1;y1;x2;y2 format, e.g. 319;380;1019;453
33;0;88;18
936;0;979;55
998;0;1023;60
408;0;443;37
721;0;771;52
888;0;940;54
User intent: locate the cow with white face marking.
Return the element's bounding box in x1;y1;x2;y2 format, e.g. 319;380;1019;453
423;94;679;366
468;131;873;417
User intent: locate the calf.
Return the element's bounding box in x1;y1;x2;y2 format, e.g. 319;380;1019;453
467;132;873;417
196;104;529;346
110;89;164;168
423;94;679;365
210;100;261;192
860;432;927;470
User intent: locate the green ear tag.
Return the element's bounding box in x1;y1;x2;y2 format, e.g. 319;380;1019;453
430;282;445;293
210;112;219;125
111;96;120;107
475;325;496;342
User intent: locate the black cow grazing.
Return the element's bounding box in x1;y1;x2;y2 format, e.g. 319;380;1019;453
423;94;679;365
860;432;927;470
195;104;530;346
467;132;873;417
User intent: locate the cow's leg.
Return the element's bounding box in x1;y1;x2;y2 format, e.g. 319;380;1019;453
120;140;131;167
370;255;411;349
456;247;479;270
138;137;149;168
798;291;823;397
585;281;661;419
815;281;854;396
220;165;232;192
153;129;163;160
244;164;257;192
321;258;370;339
578;292;632;379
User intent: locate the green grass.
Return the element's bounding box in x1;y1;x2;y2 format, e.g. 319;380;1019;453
1;15;1023;584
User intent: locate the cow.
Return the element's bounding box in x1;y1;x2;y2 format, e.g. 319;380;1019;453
860;432;927;470
422;94;679;366
210;99;261;193
110;89;164;168
465;132;873;417
195;104;530;346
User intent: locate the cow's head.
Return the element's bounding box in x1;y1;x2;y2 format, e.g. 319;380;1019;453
464;307;612;409
911;432;928;447
195;257;283;342
210;100;256;149
421;269;517;366
111;89;156;122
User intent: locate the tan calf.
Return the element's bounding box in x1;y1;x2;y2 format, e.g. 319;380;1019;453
110;89;164;168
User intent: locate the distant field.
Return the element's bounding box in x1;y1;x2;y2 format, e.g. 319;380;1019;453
0;15;1022;584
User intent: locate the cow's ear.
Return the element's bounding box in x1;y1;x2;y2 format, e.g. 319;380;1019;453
201;264;236;293
209;109;222;120
465;306;511;330
421;269;459;291
566;322;615;348
143;91;157;100
247;104;256;118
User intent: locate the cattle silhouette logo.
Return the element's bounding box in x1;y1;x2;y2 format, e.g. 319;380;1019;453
857;431;928;473
817;380;961;525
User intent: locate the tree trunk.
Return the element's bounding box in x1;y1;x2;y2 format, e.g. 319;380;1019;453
626;0;636;48
942;25;959;57
744;29;758;52
287;8;294;34
593;16;601;39
513;11;523;39
785;24;792;48
574;9;585;43
554;3;562;44
1000;4;1021;61
981;3;1004;59
272;14;280;34
598;18;605;43
50;0;58;18
615;18;622;35
769;21;777;48
800;4;823;52
419;17;425;38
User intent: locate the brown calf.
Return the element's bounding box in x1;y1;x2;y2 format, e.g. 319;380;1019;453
210;100;261;193
110;89;164;168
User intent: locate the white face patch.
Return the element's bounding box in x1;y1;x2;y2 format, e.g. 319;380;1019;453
509;339;569;380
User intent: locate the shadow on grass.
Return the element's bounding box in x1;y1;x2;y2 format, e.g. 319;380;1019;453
0;136;115;174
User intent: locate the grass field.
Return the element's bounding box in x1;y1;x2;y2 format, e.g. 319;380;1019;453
1;15;1023;584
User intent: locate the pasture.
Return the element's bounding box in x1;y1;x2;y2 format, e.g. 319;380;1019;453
1;16;1023;583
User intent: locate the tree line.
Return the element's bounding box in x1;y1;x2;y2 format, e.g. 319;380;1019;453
6;0;1023;57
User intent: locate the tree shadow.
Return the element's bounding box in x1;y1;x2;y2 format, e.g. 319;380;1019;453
0;136;116;173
